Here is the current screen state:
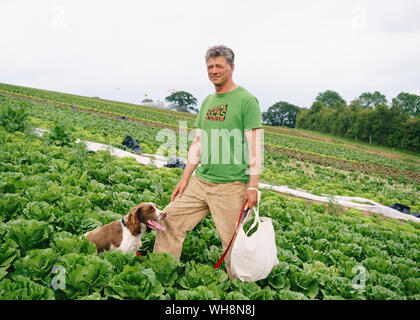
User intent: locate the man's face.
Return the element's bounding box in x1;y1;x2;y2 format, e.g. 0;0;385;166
207;56;234;87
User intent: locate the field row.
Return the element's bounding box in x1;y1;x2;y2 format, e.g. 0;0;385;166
1;83;419;173
1;126;419;300
1;93;418;212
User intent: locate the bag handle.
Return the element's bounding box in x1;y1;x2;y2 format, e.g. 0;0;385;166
244;191;261;236
213;190;261;269
241;190;261;224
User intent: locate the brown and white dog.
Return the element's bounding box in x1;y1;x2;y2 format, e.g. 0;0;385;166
85;202;166;253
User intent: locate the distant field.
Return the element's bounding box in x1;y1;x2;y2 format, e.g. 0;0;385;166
0;83;419;300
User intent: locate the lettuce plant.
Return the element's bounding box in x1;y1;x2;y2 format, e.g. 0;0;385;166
0;275;55;300
13;248;58;284
104;265;164;300
7;219;52;253
57;253;114;299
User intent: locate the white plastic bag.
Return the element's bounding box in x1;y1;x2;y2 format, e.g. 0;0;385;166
230;191;279;282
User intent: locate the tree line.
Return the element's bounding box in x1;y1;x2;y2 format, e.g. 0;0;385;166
160;89;419;152
262;90;420;152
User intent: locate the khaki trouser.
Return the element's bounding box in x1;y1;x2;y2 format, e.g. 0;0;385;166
153;175;247;279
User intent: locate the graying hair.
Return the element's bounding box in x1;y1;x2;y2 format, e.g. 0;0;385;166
205;45;235;66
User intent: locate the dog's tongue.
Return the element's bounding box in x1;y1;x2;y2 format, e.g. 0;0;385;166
146;220;166;231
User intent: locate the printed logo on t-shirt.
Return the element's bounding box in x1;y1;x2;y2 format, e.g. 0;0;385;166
205;104;228;122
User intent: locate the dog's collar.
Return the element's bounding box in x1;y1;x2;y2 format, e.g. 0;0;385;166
121;216;127;227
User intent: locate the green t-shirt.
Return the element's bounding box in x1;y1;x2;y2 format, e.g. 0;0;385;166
194;86;262;183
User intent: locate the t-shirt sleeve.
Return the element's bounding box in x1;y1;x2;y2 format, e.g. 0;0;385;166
195;95;210;128
194;107;202;128
243;96;262;130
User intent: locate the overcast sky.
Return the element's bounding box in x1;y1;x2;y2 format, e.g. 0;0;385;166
1;0;420;112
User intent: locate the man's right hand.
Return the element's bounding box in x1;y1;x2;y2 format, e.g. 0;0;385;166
171;178;188;202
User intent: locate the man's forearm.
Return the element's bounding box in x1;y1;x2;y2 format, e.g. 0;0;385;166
180;128;202;182
248;174;259;189
180;160;199;182
245;128;262;189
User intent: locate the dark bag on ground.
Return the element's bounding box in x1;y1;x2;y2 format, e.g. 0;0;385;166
164;156;186;169
122;135;142;154
389;203;410;214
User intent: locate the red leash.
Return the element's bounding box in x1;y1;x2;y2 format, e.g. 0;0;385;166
136;202;249;266
213;202;249;269
136;250;145;261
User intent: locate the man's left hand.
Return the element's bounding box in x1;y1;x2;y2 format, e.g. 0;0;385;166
243;188;258;209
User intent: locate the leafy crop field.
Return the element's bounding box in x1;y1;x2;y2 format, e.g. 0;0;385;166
0;84;419;300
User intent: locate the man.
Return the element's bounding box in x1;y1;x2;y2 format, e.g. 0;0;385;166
153;45;262;279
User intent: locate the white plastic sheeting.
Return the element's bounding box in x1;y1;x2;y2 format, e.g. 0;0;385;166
75;139;168;168
259;183;420;223
34;128;419;223
34;128;167;168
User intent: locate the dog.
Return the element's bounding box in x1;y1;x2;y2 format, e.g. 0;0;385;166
85;202;166;253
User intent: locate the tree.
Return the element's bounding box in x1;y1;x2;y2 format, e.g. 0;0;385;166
371;103;391;145
391;92;420;117
165;91;198;113
401;117;420;151
310;101;326;114
346;102;361;140
296;108;310;129
293;89;420;152
357;109;375;144
357;91;387;109
330;103;348;136
387;103;409;148
315;90;346;108
262;101;301;128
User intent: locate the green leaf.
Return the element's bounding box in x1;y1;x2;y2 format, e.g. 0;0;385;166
101;250;139;274
0;104;30;133
0;275;55;300
76;292;107;300
368;285;403;300
289;266;319;299
13;248;58;283
0;268;7;280
175;284;220;300
404;278;420;296
143;252;182;287
104;265;164;300
228;279;263;299
51;236;97;255
275;289;309;300
23;201;56;222
0;193;27;220
7;219;52;253
0;239;20;269
266;262;291;290
59;253;114;299
178;261;228;290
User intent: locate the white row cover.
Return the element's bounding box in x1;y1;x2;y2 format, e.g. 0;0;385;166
33;128;419;223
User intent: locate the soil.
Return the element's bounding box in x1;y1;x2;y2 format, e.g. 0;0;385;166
265;144;420;184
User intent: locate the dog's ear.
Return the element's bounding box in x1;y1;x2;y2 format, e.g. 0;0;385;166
126;204;143;235
136;206;142;220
